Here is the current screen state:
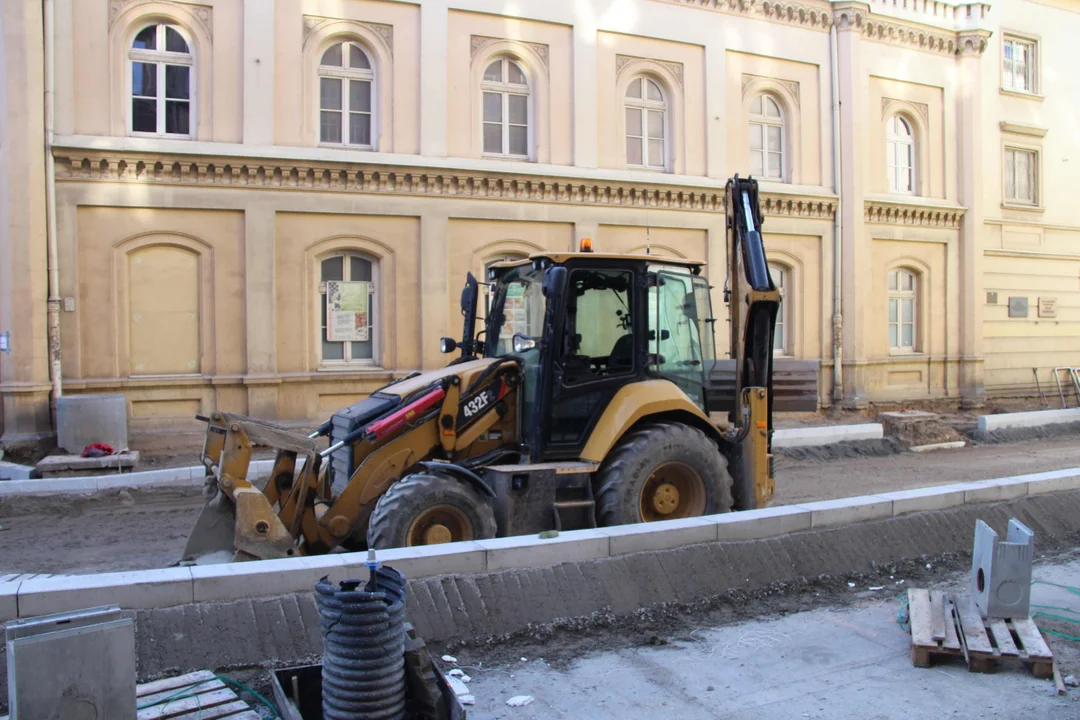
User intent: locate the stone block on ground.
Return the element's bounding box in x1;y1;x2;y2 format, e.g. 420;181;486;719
877;411;962;448
35;451;139;478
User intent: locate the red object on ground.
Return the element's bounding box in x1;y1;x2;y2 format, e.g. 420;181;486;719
366;387;447;440
81;443;116;458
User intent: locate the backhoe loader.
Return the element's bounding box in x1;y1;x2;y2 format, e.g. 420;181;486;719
179;176;781;563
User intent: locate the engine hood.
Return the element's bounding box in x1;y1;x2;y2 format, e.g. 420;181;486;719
381;358;502;398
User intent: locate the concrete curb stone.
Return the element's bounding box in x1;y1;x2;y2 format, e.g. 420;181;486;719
771;423;884;448
978;408;1080;432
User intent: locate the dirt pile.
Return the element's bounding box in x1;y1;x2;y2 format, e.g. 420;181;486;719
878;410;962;448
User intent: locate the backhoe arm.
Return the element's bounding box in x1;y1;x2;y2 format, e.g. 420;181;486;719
725;175;781;509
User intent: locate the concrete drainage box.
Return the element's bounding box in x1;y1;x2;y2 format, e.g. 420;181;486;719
56;393;128;454
6;605;136;720
971;519;1035;619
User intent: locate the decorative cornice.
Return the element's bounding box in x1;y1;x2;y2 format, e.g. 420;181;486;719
882;98;929;125
742;73;800;107
864;198;966;228
616;55;685;88
999;122;1048;138
471;35;550;73
651;0;834;32
653;0;992;56
302;16;394;54
52;149;836;220
110;0;213;41
957;29;993;57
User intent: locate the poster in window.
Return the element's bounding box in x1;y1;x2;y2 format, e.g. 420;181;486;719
499;283;527;340
326;280;370;341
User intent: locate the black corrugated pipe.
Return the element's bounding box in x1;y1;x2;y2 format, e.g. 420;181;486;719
315;557;407;720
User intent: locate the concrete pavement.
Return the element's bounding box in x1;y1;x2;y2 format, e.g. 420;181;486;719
459;558;1080;719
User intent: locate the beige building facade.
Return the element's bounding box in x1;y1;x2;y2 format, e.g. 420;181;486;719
1;0;1078;444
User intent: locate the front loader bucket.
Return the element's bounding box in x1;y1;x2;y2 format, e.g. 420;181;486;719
177;485;239;565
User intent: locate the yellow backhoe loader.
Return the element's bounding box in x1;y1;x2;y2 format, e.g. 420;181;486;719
179;176;782;563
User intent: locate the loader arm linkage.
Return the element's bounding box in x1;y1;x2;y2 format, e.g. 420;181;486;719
185;360;519;563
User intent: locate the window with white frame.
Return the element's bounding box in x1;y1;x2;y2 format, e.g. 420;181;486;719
481;58;530;158
624;76;667;170
129;23;193;137
769;264;789;354
749;95;784;181
320;253;377;364
319;41;374;147
1005;148;1038;205
888;269;917;353
886;115;915;194
1003;36;1037;94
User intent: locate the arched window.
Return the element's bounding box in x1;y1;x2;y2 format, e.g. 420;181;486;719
320;252;378;364
319;41;375;148
749;95;784;181
888;268;917;352
129;23;193;137
624;76;667;170
482;58;530;158
769;264;789;354
887;115;915;193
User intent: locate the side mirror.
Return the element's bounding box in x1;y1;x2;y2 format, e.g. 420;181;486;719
440;337;457;354
457;272;479;358
512;334;537;353
542;266;568;299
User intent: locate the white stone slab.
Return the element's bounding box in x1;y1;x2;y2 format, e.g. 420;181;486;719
342;542;488;579
712;505;813;541
800;496;894;528
0;477;101;495
875;484;971;515
1026;469;1080;496
17;568;194;617
771;424;883;448
909;441;966;452
0;461;33;480
964;477;1030;503
978;407;1080;432
600;517;718;555
190;555;346;603
478;529;610;571
0;580;20;622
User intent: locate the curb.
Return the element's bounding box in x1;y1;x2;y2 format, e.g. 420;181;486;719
977;408;1080;432
771;423;884;448
0;458;288;496
3;466;1079;622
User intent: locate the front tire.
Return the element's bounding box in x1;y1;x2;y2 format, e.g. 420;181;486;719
595;423;733;526
367;472;497;549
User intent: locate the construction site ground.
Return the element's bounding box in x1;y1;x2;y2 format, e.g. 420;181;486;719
453;552;1080;719
0;433;1078;576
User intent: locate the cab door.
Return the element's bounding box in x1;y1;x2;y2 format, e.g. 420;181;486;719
541;266;641;460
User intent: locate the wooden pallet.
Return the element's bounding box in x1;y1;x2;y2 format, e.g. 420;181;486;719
137;670;262;720
908;588;1054;679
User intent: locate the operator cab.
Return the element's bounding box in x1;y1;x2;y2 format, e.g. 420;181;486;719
479;242;717;462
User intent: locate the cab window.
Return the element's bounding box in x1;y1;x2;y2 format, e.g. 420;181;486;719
559;269;635;384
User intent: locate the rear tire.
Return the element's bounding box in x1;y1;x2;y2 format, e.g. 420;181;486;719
595;423;733;527
367;472;497;549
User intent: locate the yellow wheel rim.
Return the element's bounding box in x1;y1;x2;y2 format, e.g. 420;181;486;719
638;462;706;522
406;505;474;546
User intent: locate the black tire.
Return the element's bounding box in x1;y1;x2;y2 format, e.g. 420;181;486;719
595;422;733;527
367;472;497;549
